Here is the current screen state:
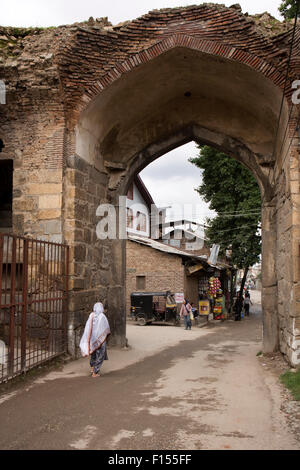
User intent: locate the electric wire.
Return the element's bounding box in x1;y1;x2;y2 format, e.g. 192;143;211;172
167;211;261;218
167;209;261;215
164;221;261;232
167;207;262;214
205;224;261;235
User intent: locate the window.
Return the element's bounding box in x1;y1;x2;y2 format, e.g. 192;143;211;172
136;211;146;232
136;276;146;290
127;183;133;200
127;207;133;228
0;160;13;228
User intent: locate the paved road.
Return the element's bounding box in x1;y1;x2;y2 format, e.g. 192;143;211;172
0;295;298;450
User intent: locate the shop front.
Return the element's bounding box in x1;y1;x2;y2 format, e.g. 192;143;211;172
197;264;234;321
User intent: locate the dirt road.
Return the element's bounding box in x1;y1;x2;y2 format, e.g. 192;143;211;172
0;292;298;450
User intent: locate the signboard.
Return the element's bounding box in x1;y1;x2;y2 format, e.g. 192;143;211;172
199;300;210;316
187;263;203;275
175;293;184;304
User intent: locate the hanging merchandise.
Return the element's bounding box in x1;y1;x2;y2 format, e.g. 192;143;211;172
213;289;224;320
208;276;221;299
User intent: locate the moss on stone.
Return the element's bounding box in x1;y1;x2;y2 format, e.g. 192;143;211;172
250;11;293;37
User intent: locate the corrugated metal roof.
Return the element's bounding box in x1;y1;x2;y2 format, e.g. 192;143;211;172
128;233;206;259
127;234;232;270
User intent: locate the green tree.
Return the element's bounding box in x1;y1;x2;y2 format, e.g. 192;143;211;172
189;146;261;302
279;0;300;20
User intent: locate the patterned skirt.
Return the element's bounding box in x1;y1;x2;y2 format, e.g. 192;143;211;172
90;341;108;374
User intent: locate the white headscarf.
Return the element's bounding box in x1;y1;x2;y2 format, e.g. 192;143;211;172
79;302;111;356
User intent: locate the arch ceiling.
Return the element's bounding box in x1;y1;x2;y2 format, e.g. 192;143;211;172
57;3;299;195
75;45;288;195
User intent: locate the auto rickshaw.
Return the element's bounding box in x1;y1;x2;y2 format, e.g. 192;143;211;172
130;291;179;326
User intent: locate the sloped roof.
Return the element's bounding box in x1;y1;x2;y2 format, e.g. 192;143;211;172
134;175;155;210
128;234;232;270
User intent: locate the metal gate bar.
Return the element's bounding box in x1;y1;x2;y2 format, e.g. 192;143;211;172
0;234;69;383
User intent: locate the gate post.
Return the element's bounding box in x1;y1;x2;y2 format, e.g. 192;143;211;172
63;245;69;353
21;239;29;372
9;237;16;376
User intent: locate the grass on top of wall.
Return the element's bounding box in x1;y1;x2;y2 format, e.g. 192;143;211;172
280;369;300;401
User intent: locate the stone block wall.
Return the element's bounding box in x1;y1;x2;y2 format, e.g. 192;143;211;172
64;153;126;356
280;118;300;366
0;27;66;240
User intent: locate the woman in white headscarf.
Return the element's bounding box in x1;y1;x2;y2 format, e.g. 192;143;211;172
80;302;111;377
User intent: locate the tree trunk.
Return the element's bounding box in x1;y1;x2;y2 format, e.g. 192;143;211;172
239;266;249;303
230;269;236;313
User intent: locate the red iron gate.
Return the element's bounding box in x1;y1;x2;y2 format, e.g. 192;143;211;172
0;234;69;383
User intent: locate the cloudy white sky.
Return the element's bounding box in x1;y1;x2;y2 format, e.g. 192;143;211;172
1;0;283;225
140;143;217;225
1;0;283;27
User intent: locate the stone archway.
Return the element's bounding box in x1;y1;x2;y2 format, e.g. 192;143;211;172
57;5;299;365
1;5;299;364
63;18;298;366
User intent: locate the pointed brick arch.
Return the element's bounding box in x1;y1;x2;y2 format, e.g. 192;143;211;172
57;5;300;366
77;34;291;115
57;3;300;128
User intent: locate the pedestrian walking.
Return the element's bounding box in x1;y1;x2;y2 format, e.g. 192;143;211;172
79;302;111;378
243;294;252;317
180;299;192;330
